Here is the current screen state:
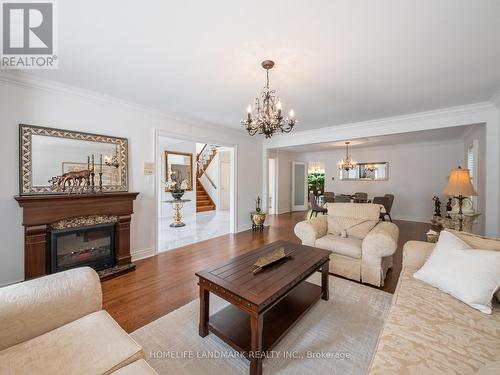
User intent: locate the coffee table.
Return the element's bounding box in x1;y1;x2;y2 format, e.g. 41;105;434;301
195;240;331;375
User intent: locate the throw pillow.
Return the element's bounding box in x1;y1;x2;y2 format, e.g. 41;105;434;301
414;231;500;314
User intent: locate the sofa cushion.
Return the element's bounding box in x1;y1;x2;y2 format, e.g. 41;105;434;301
369;245;500;375
447;229;500;251
112;359;157;374
315;235;362;259
325;202;381;221
0;310;144;375
327;216;378;239
0;267;102;351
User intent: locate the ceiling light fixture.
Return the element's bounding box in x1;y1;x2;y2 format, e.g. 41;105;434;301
337;142;357;171
241;60;296;138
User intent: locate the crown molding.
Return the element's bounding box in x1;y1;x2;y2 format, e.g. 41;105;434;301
264;101;496;149
0;71;260;143
296;137;465;156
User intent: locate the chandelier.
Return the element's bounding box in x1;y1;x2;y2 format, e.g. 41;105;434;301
104;144;120;168
365;164;378;172
241;60;296;138
337;142;357;171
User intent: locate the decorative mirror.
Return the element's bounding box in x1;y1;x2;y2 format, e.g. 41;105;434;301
164;151;193;191
340;162;389;181
19;124;128;195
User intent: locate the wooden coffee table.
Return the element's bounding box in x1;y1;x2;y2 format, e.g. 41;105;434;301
196;240;331;375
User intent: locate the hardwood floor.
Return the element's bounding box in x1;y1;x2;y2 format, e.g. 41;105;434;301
102;212;429;333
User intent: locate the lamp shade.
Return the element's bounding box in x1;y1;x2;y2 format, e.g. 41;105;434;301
443;166;478;197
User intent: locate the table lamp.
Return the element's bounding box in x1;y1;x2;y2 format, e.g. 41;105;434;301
443;166;478;231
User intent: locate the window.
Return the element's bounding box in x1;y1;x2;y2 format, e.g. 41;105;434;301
467;142;478;210
467;144;474;186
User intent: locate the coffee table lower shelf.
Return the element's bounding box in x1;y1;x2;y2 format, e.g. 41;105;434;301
207;281;322;357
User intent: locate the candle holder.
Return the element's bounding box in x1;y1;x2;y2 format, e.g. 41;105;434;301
98;172;103;192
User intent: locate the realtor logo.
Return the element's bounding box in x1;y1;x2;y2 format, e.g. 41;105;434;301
1;0;58;69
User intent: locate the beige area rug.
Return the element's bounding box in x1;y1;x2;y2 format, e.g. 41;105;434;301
131;274;392;374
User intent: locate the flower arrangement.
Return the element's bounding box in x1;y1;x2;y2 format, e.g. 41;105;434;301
164;170;189;198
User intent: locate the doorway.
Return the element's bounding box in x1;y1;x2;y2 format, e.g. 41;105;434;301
268;158;277;214
154;132;236;254
292;162;308;211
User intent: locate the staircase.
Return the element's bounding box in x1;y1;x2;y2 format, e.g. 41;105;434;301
196;144;217;212
196;180;216;212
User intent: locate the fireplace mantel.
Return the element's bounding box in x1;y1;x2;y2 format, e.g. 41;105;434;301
15;192;139;279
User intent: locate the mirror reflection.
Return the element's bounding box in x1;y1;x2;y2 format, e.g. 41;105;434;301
340;162;389;181
164;151;193;191
31;136;122;187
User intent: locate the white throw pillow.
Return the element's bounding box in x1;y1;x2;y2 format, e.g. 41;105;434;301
414;231;500;314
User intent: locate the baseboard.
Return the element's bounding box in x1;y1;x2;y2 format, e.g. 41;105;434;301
237;223;252;232
277;209;291;214
131;247;155;262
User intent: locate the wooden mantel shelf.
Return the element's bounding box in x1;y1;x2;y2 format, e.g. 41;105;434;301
15;192;139;280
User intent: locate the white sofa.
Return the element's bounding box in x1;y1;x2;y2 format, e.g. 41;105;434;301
294;203;399;287
0;267;157;375
369;230;500;374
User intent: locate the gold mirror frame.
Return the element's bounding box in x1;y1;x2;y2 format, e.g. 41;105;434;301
164;151;194;192
19;124;128;195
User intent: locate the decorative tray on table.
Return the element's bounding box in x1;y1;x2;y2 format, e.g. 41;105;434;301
253;247;291;274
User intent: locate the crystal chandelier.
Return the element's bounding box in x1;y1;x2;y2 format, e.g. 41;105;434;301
337;142;357;171
365;164;378;172
104;144;120;168
241;60;296;138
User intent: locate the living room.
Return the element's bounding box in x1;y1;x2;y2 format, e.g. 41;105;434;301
1;1;499;375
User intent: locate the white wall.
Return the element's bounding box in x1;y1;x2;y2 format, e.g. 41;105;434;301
297;140;466;224
157;138;196;218
0;80;262;286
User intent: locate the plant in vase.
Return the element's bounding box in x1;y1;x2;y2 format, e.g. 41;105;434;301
164;170;189;200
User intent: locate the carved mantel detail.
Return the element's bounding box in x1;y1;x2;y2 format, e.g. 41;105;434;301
51;215;118;230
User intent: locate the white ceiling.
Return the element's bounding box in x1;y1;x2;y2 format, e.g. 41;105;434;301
280;125;474;153
26;0;500;131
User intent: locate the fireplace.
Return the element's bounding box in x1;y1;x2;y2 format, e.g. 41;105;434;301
50;223;116;273
15;192;139;280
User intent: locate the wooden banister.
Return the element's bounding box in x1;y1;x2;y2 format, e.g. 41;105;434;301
196;144;218;179
202;172;217;189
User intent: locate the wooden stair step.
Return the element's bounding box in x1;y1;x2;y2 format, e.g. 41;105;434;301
197;205;216;212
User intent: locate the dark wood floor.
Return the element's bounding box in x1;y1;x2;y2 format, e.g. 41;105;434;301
102;212;429;333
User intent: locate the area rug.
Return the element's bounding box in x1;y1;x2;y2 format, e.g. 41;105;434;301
131;274;392;374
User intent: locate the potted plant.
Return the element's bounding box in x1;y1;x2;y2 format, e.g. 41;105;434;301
164;170;189;200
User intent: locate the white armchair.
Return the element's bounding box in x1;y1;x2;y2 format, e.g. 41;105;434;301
295;203;399;287
0;267;157;374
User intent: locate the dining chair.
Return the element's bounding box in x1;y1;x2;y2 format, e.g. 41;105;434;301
323;192;335;203
334;194;351;203
373;196;391;221
383;194;394;222
354;192;368;203
309;193;328;218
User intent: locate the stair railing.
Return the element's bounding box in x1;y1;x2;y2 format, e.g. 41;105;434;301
196;144;218;179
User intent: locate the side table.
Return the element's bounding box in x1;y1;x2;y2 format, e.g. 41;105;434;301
164;199;191;227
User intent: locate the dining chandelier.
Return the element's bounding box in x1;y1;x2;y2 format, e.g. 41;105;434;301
337;142;357;171
241;60;296;138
